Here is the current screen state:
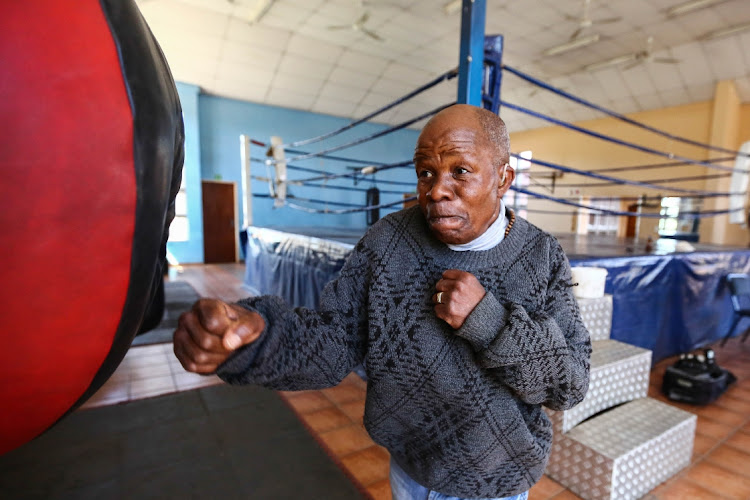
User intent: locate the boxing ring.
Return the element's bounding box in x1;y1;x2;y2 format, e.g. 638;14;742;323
239;35;750;365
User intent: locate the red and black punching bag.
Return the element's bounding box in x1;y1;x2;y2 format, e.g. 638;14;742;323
0;0;183;454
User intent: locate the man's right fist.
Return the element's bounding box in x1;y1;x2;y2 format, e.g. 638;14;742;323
173;298;265;374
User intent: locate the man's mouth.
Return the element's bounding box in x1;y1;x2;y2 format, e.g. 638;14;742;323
427;214;463;228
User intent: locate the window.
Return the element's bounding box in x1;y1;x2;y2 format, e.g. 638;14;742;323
168;174;189;242
658;197;701;238
507;150;531;218
587;198;619;234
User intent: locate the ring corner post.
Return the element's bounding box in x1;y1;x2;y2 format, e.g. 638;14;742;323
240;134;252;228
457;0;487;107
483;34;504;114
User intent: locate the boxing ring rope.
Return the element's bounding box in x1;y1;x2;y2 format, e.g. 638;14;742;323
254;192;415;215
270;104;453;165
239;42;747;223
247;132;742;215
510;154;743;197
247;140;742;217
503;64;750;160
282;69;458;149
253;139;743;218
250;137;388;166
548;172;731;190
510;187;744;219
585;157;736;174
501;101;746;174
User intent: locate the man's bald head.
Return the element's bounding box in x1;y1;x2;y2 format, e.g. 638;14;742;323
471;106;510;167
421;104;510;168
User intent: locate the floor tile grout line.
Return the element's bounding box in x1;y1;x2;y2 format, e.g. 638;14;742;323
275;389;376;500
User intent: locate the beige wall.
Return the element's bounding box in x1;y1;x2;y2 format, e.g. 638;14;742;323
508;82;750;246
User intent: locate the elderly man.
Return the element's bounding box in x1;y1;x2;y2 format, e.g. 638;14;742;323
174;104;591;500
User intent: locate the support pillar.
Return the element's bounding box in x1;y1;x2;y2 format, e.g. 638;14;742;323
700;80;741;245
457;0;486;106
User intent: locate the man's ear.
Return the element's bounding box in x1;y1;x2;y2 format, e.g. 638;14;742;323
499;163;515;192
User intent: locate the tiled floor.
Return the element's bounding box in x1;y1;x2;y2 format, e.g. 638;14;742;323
82;263;750;500
80;343;222;410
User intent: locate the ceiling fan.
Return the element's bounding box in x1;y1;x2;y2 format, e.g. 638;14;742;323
583;37;681;72
327;12;384;41
566;0;621;40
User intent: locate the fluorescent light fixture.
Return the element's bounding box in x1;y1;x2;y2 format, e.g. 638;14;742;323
543;34;600;57
582;53;637;72
665;0;727;17
701;21;750;40
247;0;275;24
443;0;462;15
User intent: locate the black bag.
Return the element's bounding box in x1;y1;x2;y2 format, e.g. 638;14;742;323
662;349;737;405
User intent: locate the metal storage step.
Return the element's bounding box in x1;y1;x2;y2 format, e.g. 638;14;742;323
560;339;651;432
548;398;696;500
578;295;613;342
544;294;696;499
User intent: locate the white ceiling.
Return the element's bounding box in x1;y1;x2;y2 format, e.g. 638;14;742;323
136;0;750;132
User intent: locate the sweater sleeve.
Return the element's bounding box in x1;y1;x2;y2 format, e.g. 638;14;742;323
215;241;371;391
455;242;591;411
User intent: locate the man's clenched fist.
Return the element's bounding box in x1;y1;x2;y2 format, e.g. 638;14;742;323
173;298;265;374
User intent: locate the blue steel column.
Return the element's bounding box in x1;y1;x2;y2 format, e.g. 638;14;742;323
483;35;504;113
457;0;487;106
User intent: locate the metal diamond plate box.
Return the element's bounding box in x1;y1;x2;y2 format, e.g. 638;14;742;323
577;295;613;341
549;398;696;500
561;340;652;432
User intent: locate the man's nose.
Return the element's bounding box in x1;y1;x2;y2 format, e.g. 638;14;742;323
427;173;454;201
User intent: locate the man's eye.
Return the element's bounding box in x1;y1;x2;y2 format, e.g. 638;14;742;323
455;167;469;175
418;170;433;178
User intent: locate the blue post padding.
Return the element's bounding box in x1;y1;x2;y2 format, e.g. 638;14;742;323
457;0;486;106
482;35;503;113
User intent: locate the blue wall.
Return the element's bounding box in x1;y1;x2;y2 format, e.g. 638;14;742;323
198;95;422;230
167;82;204;264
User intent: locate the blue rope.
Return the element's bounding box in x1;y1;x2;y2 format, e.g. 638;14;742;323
254;193;363;208
293;160;414;183
257;159;413;182
255;193;416;214
284;147;387;166
511;154;744;196
503;101;747;174
251;139;388;166
512;186;742;219
283;69;457;149
503;64;750;159
587;157;735;173
271;103;454;165
259;186;736;219
549;172;731;189
297;182;410;195
282;164;416;188
523;208;578;215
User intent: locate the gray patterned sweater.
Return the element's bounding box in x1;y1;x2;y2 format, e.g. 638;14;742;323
218;206;591;498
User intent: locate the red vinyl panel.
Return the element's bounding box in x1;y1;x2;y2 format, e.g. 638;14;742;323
0;0;135;453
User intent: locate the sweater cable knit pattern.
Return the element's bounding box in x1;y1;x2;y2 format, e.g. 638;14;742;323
218;206;591;498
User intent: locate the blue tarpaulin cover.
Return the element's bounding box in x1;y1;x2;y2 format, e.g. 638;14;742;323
243;226;750;363
569;252;750;361
244;227;353;309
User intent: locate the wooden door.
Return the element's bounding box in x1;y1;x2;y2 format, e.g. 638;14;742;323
625;203;638;238
202;180;238;263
